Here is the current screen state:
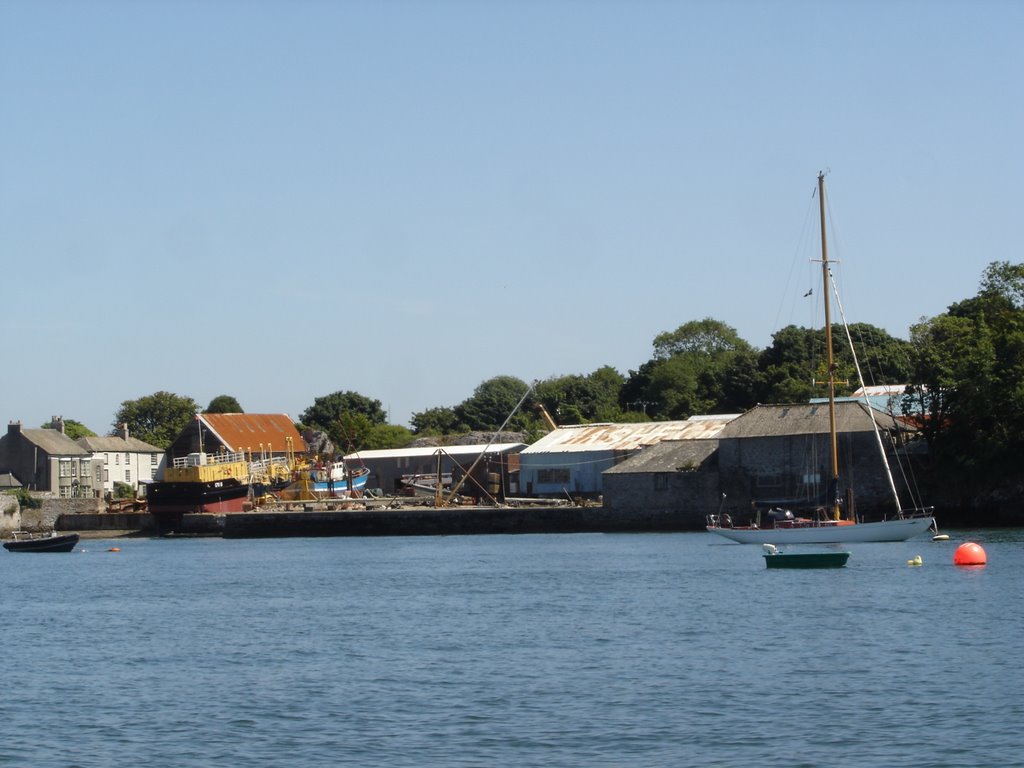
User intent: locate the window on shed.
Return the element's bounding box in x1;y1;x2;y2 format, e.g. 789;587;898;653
538;468;570;484
654;474;669;491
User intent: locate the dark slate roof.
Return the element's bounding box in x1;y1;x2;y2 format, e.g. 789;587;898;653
18;428;89;456
717;401;906;439
78;435;164;453
604;439;719;474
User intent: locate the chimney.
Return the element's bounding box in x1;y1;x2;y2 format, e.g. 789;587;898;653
50;415;65;434
7;420;22;435
118;423;130;440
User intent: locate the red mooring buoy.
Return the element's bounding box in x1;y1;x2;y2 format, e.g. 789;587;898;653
954;542;987;566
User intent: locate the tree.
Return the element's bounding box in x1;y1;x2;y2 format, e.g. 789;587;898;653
40;419;95;440
652;318;750;359
454;376;531;431
205;395;243;413
301;391;388;431
300;391;389;451
906;261;1024;508
113;391;200;449
623;319;758;419
410;406;463;435
756;323;913;404
533;366;626;425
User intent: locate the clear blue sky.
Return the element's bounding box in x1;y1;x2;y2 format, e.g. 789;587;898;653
2;0;1021;433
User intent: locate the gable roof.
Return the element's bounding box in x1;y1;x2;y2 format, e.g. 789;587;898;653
78;435;164;454
15;428;89;456
603;438;720;474
718;401;907;439
199;413;306;454
520;416;739;455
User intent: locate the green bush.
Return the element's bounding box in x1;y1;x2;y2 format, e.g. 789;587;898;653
5;488;41;509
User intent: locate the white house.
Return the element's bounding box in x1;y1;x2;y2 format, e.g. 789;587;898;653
77;423;164;496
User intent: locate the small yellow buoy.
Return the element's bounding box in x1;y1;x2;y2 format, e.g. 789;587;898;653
907;554;923;567
954;542;986;566
108;547;121;552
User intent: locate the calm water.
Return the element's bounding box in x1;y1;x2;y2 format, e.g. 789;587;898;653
1;530;1022;767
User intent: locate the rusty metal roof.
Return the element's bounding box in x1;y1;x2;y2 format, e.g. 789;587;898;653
520;416;739;454
344;443;526;461
199;413;307;454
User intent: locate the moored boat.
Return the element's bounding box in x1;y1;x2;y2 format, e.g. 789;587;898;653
707;173;936;545
4;531;80;553
762;543;850;569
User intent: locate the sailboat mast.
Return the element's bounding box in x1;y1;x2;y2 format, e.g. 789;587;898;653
818;172;841;520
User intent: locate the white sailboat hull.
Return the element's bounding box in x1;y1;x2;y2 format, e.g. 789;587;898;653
707;515;935;544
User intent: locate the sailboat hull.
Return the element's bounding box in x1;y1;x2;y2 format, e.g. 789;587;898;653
708;515;935;544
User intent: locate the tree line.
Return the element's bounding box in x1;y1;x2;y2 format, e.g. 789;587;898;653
79;261;1023;513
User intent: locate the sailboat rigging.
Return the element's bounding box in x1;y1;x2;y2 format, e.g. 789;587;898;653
707;173;935;544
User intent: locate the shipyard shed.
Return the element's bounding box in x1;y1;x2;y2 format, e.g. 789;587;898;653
518;416;738;499
165;414;307;465
343;443;527;498
715;401;921;521
601;438;722;529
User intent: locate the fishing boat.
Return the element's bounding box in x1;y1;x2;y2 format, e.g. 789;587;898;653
762;543;850;569
707;173;936;545
4;531;80;553
276;460;370;501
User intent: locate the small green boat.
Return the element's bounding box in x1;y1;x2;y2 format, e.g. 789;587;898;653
762;544;849;569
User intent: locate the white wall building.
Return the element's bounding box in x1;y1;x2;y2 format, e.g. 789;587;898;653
77;423;164;496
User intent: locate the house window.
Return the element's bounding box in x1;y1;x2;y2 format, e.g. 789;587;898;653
654;474;669;491
59;459;71;477
150;467;157;480
96;464;103;484
59;485;70;498
125;452;130;464
151;453;158;465
104;468;109;482
125;469;131;483
115;454;120;465
71;461;78;477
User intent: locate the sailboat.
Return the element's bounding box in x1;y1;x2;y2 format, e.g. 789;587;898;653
707;173;936;544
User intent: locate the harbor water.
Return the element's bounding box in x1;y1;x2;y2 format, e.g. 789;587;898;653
2;530;1022;767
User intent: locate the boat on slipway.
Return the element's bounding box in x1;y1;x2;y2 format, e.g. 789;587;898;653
147;450;292;531
707;173;935;545
275;459;370;501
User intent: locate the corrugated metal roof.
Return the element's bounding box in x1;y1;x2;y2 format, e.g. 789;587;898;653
344;443;527;461
604;438;720;474
200;414;307;453
718;401;905;439
17;428;89;456
520;416;739;454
